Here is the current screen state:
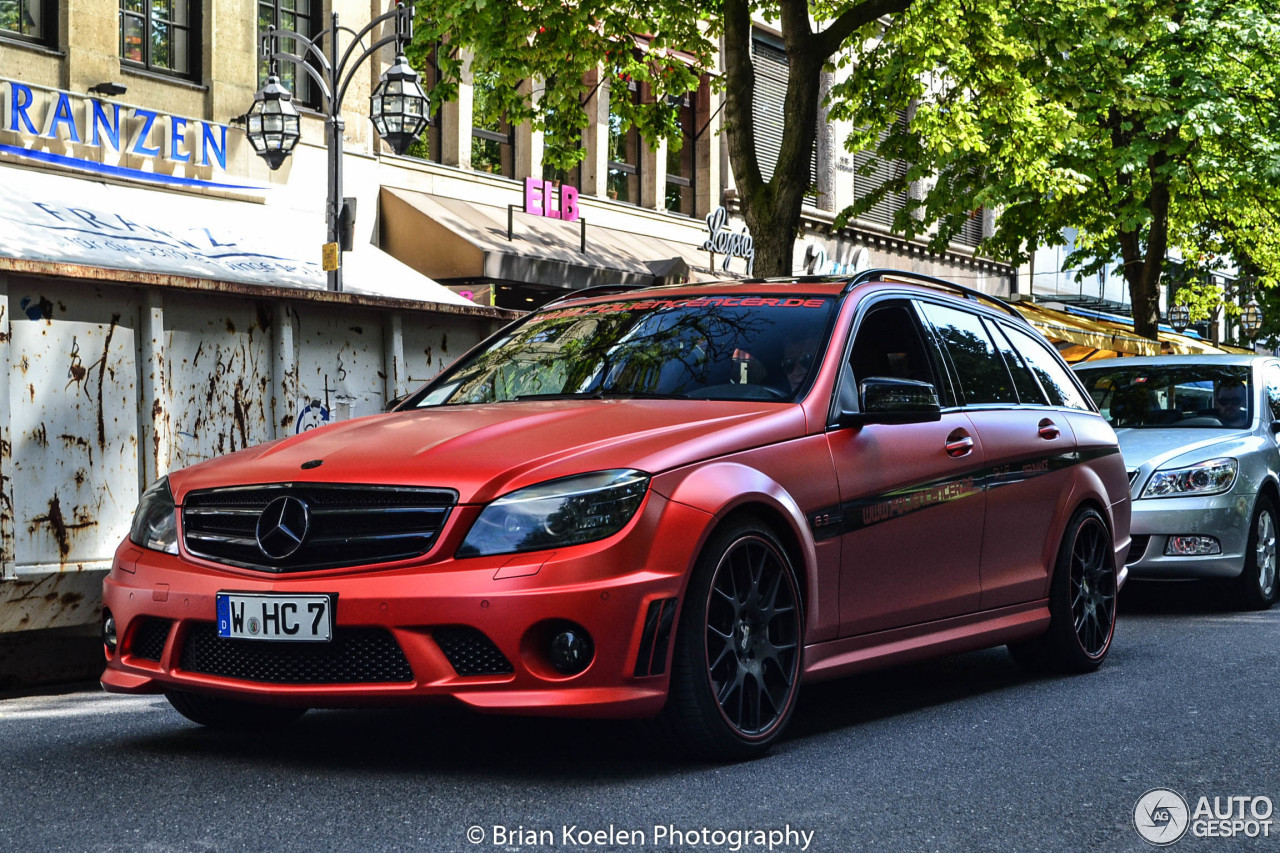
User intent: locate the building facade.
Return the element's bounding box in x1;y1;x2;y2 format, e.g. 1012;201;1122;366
0;1;1012;633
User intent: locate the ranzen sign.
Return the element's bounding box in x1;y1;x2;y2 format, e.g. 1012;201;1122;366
0;78;247;190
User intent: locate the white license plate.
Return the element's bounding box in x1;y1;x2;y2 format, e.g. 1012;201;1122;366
216;593;334;642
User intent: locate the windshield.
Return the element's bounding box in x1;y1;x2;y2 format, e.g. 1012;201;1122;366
412;294;837;406
1076;364;1253;429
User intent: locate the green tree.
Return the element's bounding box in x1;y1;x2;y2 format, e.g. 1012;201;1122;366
835;0;1280;340
409;0;912;278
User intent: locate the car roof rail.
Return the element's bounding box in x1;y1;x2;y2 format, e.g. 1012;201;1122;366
541;283;649;308
843;268;1024;321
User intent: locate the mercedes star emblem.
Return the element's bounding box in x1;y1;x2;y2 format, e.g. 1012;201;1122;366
255;496;311;560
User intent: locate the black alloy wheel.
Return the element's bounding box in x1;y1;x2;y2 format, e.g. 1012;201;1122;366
1009;506;1116;673
658;519;804;760
1069;510;1117;659
704;532;802;738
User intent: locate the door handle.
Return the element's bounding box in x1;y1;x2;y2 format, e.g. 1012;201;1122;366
945;430;974;457
1038;418;1060;440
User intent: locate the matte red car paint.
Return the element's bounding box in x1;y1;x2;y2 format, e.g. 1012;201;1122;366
101;278;1131;728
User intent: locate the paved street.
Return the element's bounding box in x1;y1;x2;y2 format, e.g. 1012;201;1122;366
1;581;1276;853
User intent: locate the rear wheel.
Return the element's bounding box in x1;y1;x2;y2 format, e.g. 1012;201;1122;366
1009;507;1117;673
658;519;803;760
1235;494;1278;610
165;690;307;730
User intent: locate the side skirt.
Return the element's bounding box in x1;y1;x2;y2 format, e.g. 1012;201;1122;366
801;601;1049;684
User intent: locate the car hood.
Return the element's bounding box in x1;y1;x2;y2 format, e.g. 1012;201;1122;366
168;399;807;505
1114;427;1253;471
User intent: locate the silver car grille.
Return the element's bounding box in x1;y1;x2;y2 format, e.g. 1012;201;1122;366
182;484;456;572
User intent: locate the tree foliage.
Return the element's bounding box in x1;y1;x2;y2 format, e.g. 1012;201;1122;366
410;0;912;277
835;0;1280;339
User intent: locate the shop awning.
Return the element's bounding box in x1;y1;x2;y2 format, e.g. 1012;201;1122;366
1013;302;1160;359
1014;300;1252;362
379;186;718;292
0;164;476;308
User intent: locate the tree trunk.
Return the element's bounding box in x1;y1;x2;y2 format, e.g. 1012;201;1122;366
720;0;911;278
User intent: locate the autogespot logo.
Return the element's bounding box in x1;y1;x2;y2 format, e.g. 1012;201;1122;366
1134;788;1190;846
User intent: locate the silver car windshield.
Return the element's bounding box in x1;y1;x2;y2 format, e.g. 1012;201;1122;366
414;295;837;406
1076;365;1252;429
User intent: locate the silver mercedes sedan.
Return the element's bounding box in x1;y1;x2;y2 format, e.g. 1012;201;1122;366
1074;354;1278;609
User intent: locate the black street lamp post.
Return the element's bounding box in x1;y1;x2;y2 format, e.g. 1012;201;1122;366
246;2;428;292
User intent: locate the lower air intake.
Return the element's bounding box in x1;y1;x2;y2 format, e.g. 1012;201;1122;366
179;623;413;684
434;626;514;676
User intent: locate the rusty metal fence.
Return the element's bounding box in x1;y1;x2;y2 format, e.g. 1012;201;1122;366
0;269;513;633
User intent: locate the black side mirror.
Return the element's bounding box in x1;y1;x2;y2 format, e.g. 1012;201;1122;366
385;395;408;412
840;377;942;427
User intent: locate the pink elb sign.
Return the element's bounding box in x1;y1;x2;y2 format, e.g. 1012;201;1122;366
523;178;580;223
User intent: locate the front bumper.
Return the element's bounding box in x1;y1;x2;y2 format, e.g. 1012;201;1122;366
1124;490;1251;579
101;492;708;719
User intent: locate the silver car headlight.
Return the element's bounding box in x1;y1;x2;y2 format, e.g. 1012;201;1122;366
457;469;649;557
129;477;179;554
1140;457;1238;499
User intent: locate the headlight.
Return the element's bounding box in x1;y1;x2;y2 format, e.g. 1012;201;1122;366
129;477;179;554
1140;457;1238;499
457;469;649;557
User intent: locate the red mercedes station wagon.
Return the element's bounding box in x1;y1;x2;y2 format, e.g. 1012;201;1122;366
102;270;1131;758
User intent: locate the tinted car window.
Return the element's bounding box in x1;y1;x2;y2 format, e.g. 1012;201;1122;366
415;295;837;405
1266;364;1280;421
988;319;1049;405
919;301;1017;405
1005;324;1091;410
1075;364;1252;428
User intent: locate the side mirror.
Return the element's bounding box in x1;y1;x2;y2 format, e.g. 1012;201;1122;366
840;377;942;427
385;394;408;412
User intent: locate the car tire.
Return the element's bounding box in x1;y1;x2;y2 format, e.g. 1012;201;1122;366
1235;494;1279;610
165;690;307;730
657;518;804;760
1008;506;1117;673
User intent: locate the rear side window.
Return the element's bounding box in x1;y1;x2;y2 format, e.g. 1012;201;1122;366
989;320;1049;405
918;301;1018;405
1004;324;1091;410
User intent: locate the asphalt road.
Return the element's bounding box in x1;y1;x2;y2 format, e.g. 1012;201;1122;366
1;581;1276;853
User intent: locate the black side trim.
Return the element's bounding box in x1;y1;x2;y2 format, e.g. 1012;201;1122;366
808;445;1121;539
634;597;678;677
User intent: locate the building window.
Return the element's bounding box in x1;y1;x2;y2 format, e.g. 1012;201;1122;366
471;72;515;177
1;0;54;45
607;78;640;203
852;109;910;229
751;31;817;193
405;42;443;163
257;1;319;110
664;91;697;216
120;0;198;78
542;102;583;187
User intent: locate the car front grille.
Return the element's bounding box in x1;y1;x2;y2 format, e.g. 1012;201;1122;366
178;622;414;684
182;483;456;572
433;626;514;676
131;618;172;662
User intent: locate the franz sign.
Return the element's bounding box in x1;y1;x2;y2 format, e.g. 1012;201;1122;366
0;78;248;191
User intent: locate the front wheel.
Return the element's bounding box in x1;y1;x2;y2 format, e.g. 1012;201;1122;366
165;690;307;730
1235;494;1278;610
658;519;804;760
1009;506;1117;673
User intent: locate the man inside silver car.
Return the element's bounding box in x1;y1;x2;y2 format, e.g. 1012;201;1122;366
1215;379;1250;428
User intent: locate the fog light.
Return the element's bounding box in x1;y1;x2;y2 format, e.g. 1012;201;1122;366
1165;535;1221;556
102;609;117;652
548;627;594;675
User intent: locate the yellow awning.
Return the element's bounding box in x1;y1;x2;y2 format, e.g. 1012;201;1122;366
1013;303;1160;358
1013;301;1248;362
